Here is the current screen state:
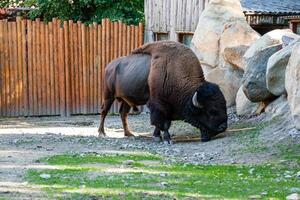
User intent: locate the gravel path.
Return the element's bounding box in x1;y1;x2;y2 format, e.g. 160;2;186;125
0;108;299;199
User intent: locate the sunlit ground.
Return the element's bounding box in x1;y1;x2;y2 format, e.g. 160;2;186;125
24;152;300;200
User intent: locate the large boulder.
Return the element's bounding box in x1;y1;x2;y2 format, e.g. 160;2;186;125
206;66;243;106
242;44;282;102
223;45;249;70
285;43;300;130
265;95;290;118
266;43;297;96
244;29;296;63
236;86;260;116
191;0;260;70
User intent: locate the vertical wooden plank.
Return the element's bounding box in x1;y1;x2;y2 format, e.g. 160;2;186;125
138;23;143;46
44;22;50;115
0;20;3;116
126;24;131;55
97;24;102;112
101;19;106;104
53;19;60;115
73;22;79;114
77;21;83;114
58;21;66;116
134;26;139;48
21;19;28;116
3;20;9;116
64;21;70;116
33;20;38;115
93;22;98;113
122;23;126;56
113;22;118;59
27;20;33;116
40;22;46;115
106;19;110;67
118;21;122;57
16;18;22;116
69;21;75;114
8;22;17;116
130;25;134;51
81;23;87;114
89;24;94;113
35;19;42;115
48;22;55;115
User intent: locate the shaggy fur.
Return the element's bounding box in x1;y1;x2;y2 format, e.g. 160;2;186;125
132;41;228;141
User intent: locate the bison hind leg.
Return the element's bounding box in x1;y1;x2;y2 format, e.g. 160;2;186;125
119;101;135;137
98;94;115;137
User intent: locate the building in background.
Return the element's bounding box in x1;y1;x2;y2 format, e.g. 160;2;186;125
144;0;300;45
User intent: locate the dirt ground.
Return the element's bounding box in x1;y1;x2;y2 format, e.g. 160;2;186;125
0;109;299;199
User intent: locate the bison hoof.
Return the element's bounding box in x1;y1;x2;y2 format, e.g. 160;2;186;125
98;133;107;138
163;140;173;145
153;136;162;143
125;132;135;137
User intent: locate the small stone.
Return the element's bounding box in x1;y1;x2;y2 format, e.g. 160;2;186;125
160;182;168;187
39;174;51;179
296;171;300;178
286;193;300;200
249;195;261;199
160;173;167;177
122;160;135;165
261;192;267;196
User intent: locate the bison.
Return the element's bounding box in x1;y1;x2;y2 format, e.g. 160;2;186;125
98;41;228;143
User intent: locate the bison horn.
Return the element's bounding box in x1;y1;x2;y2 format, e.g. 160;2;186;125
192;92;203;108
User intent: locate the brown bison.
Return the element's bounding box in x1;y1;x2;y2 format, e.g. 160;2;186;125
98;41;228;143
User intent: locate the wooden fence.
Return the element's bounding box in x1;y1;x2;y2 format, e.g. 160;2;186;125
0;17;143;117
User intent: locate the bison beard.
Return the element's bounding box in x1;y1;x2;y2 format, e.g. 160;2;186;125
132;41;228;143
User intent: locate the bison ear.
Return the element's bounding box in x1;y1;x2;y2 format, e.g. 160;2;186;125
192;92;204;109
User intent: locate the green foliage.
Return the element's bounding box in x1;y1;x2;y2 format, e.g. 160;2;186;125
26;152;300;199
0;0;35;8
27;0;144;25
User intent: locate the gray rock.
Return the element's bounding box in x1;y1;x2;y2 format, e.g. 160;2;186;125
266;43;298;96
39;174;51;179
223;45;249;70
285;43;300;130
244;29;294;62
265;95;290;118
236;86;260;116
206;66;243;106
286;193;300;200
242;44;282;102
122;160;135;165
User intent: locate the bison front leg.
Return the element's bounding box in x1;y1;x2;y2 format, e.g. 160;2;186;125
119;102;134;137
153;127;162;142
150;107;172;144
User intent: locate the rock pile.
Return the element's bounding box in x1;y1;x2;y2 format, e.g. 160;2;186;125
191;0;300;130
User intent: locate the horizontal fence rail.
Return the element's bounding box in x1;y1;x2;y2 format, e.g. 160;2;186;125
0;17;144;117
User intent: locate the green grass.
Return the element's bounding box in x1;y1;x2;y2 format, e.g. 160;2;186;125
25;152;300;200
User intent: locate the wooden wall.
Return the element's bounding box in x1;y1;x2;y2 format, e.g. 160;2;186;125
144;0;209;42
0;17;144;117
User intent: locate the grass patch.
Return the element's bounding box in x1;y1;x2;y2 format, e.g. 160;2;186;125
230;117;280;154
41;152;161;166
26;152;300;200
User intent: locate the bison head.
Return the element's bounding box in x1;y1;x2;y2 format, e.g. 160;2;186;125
183;82;228;142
